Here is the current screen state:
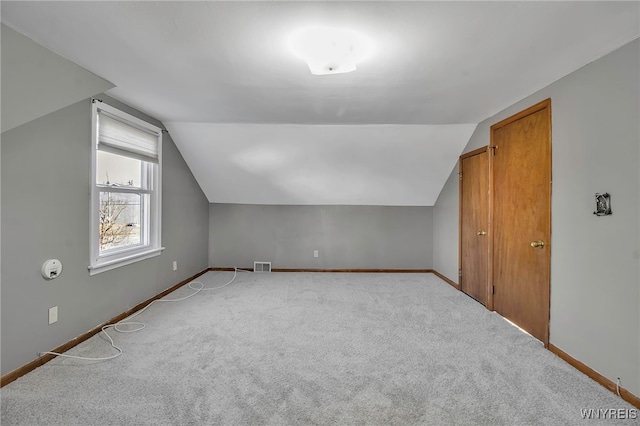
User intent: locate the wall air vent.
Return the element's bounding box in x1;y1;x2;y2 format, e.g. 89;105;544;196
253;261;272;273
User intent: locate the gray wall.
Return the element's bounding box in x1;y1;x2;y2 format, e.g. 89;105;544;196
210;204;433;270
1;95;209;376
433;39;640;395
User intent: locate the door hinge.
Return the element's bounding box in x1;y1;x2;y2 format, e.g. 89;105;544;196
459;172;463;181
490;145;498;155
458;269;462;277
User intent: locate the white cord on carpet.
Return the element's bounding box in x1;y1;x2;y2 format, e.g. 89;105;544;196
39;268;246;362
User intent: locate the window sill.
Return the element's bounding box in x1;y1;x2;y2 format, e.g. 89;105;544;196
88;247;165;276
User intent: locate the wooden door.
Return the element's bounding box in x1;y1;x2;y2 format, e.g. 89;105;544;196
459;147;489;305
490;99;551;346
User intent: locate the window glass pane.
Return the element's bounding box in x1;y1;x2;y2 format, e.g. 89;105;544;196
97;150;143;187
99;192;142;251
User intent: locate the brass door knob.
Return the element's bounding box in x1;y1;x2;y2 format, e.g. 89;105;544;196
530;240;545;248
477;231;486;236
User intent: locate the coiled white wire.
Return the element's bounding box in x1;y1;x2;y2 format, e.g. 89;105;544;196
39;268;246;362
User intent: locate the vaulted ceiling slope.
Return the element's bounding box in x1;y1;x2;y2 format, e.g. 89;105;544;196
2;2;638;205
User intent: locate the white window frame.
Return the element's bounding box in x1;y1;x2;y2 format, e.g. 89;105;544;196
89;100;163;275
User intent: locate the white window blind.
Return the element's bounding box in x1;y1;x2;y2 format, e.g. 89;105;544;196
97;111;160;163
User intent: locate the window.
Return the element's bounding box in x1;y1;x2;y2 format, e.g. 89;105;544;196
89;100;163;275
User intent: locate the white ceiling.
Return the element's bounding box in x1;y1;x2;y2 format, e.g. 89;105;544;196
2;2;638;205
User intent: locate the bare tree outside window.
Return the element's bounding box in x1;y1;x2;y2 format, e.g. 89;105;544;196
99;192;141;251
100;194;129;250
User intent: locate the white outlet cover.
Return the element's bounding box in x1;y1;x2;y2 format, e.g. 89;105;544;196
49;306;58;324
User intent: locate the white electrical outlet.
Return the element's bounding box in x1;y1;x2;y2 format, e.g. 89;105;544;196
49;306;58;324
172;261;178;271
313;250;319;258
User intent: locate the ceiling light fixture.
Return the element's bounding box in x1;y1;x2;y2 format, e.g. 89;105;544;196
288;26;373;76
